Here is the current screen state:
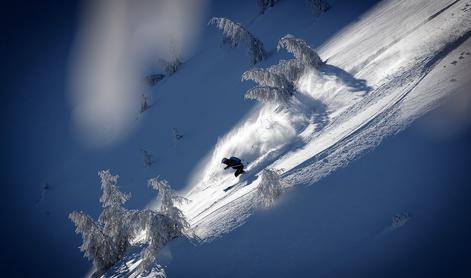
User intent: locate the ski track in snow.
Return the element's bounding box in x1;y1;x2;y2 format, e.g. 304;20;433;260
99;0;471;276
177;0;471;241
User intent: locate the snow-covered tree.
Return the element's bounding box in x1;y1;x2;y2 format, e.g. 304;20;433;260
158;39;182;76
391;211;411;229
172;128;183;141
257;169;285;207
257;0;279;14
69;211;119;276
306;0;331;16
130;210;182;274
209;17;266;65
148;178;189;231
70;170;131;277
145;74;165;87
277;34;324;68
98;170;129;207
70;170;188;277
158;57;182;76
242;60;304;104
266;35;322;83
98;171;133;260
209;17;245;48
141;149;154;167
131;178;189;272
241;35;323;105
140;94;150;113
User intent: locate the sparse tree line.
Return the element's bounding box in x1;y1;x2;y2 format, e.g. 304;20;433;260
208;15;326;105
70;169;286;276
144;0;331;89
208;1;330;106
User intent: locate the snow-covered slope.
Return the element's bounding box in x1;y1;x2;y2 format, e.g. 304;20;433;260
175;0;471;242
90;0;471;276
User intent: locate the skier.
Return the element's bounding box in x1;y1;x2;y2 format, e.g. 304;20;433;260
221;157;245;177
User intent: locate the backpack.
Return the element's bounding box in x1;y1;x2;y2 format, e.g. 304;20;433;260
229;157;241;164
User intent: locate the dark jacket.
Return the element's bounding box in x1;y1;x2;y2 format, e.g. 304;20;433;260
222;157;243;169
222;157;245;177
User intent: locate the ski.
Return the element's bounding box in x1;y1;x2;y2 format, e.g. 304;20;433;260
223;185;236;192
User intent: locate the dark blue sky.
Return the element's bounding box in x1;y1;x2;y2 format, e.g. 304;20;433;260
1;1;470;277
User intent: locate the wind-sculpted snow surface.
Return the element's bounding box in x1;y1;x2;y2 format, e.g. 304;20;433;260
179;0;471;241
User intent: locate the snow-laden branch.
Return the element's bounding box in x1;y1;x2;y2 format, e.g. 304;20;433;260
242;68;293;90
245;86;293;104
98;170;129;207
277;34;324;68
267;59;306;83
257;169;285;207
209;17;266;65
148;178;189;232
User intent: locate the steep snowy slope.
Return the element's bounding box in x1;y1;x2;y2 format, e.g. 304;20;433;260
98;0;471;277
4;0;470;277
177;0;471;241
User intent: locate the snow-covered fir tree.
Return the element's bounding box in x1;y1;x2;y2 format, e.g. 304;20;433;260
70;170;132;277
69;211;120;277
306;0;331;16
277;34;324;68
148;178;189;230
70;170;188;277
209;17;266;65
257;0;279;14
97;170;133;260
257;169;285;207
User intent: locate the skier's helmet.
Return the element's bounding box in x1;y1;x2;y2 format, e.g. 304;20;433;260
221;158;228;163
